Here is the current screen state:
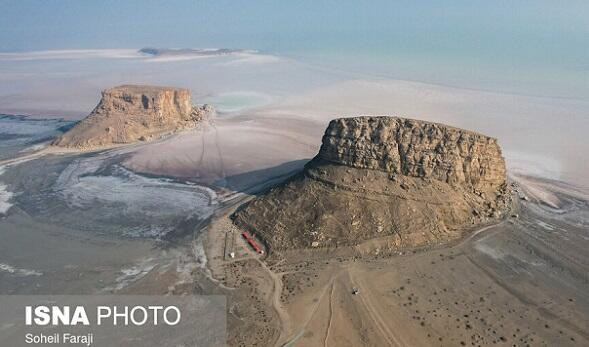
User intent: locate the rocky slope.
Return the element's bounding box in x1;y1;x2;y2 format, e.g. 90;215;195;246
234;116;511;253
53;85;213;148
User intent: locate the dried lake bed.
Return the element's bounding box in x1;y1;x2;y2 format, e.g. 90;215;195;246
0;117;218;294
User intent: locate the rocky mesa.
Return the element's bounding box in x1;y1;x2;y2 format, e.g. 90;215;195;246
234;116;511;254
53;85;213;148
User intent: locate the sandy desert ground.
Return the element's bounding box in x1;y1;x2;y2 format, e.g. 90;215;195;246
204;173;589;347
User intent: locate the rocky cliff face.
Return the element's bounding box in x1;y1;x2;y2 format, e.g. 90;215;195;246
234;116;511;254
99;84;193;117
53;85;213;148
319;117;506;192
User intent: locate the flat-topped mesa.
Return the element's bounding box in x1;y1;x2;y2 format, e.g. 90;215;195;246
233;116;511;254
53;85;213;149
318;116;506;192
98;84;192;118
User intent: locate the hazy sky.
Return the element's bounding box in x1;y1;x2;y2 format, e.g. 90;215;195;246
1;1;587;52
1;1;588;98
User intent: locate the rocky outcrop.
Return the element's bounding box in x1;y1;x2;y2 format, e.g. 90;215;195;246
234;116;511;254
53;85;213;148
319;117;506;192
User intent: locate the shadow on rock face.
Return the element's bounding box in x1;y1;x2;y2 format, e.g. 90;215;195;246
214;159;310;195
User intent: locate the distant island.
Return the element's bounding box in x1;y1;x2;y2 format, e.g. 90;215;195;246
52;85;214;149
138;47;251;58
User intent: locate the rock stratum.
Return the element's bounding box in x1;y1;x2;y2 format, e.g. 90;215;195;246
234;116;511;253
53;85;213;148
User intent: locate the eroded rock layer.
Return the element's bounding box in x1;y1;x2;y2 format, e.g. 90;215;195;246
319;117;506;192
234;116;511;253
53;85;213;148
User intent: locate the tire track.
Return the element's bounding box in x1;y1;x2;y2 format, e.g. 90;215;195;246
323;282;335;347
347;269;403;347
